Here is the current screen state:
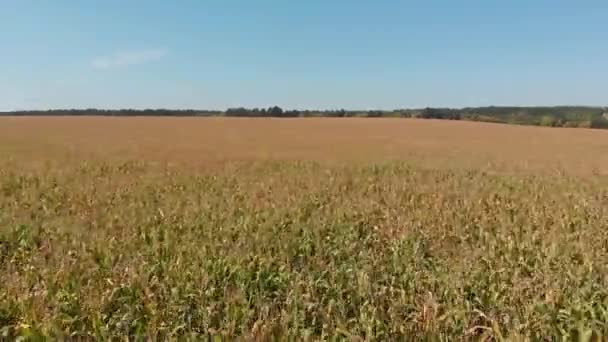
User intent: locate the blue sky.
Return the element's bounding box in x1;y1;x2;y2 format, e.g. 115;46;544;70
1;0;607;110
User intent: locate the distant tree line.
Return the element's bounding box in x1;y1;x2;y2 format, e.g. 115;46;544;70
2;106;608;129
0;109;220;117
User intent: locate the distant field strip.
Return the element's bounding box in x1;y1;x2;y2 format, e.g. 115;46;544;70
1;116;608;173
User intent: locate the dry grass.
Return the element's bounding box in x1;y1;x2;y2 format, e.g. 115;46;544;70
1;117;608;340
1;116;608;173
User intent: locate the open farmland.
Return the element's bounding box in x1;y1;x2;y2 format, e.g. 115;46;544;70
2;116;608;173
1;117;608;339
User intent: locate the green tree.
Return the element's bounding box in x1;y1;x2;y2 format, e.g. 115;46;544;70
269;106;283;117
540;116;557;127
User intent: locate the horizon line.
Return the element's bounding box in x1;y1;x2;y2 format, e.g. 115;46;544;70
2;105;608;113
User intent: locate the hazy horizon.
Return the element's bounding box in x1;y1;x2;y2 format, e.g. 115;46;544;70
2;105;608;113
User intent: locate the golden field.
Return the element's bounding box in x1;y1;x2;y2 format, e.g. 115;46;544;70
1;117;608;340
1;116;608;172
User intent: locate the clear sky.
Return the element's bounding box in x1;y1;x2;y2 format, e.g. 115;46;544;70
1;0;607;110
